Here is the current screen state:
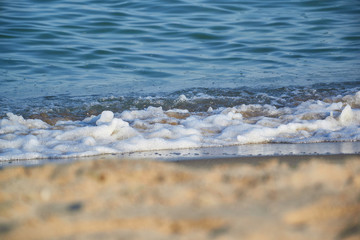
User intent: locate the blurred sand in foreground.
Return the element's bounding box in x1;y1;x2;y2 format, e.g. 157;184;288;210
0;155;359;240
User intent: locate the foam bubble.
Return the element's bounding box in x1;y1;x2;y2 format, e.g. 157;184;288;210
339;105;356;125
96;111;114;125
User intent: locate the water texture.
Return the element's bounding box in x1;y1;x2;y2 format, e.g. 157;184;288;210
1;0;360;101
1;0;360;161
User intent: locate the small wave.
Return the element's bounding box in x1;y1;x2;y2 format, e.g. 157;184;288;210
1;90;360;161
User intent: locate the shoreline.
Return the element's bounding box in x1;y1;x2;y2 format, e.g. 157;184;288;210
1;141;360;168
1;152;359;169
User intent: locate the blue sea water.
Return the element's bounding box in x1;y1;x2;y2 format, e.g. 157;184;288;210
1;0;360;106
1;0;360;161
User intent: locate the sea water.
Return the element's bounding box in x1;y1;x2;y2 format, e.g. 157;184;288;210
1;0;360;161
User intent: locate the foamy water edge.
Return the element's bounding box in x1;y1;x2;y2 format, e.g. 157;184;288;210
1;91;360;161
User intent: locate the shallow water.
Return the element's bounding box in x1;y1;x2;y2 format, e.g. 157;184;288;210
1;0;360;160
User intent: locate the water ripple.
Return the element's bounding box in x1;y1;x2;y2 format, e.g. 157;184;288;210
0;0;359;100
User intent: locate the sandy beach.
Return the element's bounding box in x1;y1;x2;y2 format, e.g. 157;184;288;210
2;0;360;239
0;154;359;240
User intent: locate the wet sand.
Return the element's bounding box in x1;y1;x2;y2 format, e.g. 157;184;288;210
0;154;359;240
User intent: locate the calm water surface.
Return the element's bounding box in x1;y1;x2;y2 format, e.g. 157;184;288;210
0;0;360;116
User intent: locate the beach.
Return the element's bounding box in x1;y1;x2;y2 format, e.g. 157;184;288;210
1;154;359;240
2;1;360;239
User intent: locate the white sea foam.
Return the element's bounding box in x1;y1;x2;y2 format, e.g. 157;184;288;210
1;92;360;161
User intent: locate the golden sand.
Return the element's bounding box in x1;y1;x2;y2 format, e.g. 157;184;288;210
0;155;359;240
